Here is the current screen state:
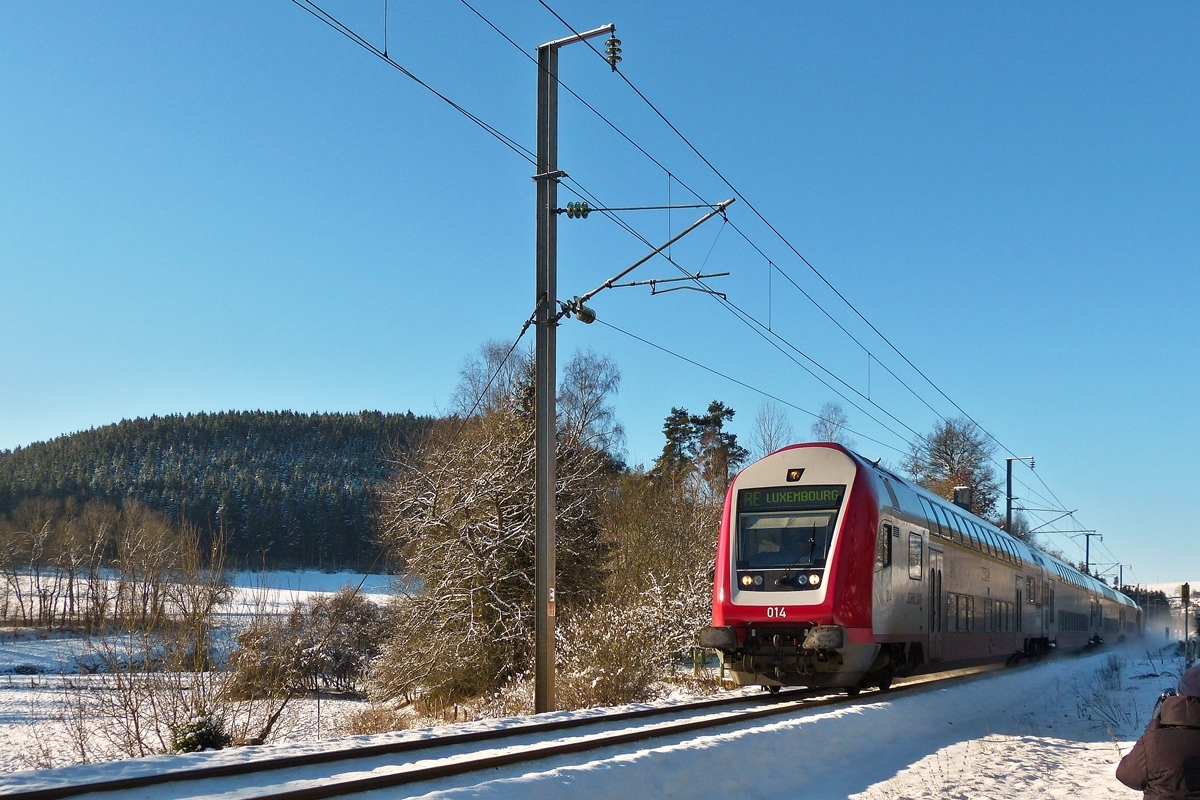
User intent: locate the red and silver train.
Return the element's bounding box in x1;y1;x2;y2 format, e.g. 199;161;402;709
699;443;1141;692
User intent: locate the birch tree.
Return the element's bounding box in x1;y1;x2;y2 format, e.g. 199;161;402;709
750;400;795;460
810;400;855;448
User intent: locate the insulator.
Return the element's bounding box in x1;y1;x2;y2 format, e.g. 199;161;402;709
605;35;622;71
579;201;589;218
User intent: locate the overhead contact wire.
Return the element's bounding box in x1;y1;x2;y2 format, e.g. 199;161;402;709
594;318;904;455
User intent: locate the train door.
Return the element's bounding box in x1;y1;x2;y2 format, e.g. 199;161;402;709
1015;576;1023;634
1046;580;1055;639
928;548;944;659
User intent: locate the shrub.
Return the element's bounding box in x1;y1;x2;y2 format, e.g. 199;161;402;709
170;711;231;753
228;587;384;699
556;599;672;709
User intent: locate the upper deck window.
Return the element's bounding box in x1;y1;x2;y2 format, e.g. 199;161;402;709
918;496;943;538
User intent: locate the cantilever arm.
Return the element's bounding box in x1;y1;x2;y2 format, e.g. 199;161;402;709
576;198;735;305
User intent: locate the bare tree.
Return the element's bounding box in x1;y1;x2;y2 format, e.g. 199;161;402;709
558;348;624;457
372;347;619;704
905;417;1001;518
1003;510;1036;544
449;340;530;418
810;400;855;448
750;401;795;460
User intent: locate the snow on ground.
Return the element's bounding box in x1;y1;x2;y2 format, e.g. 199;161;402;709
0;571;397;676
373;644;1171;799
0;671;370;773
223;570;398;617
0;630;89;675
1144;581;1200;596
0;642;1186;798
0;570;399;771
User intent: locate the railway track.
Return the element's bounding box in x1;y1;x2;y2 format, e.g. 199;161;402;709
3;662;1013;800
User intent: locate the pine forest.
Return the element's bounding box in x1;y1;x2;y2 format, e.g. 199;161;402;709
0;411;432;569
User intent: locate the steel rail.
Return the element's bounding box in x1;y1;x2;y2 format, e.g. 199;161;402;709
3;662;1014;800
0;686;811;800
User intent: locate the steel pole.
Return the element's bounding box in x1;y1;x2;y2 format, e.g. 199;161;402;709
534;42;559;714
1006;458;1013;533
532;21;613;715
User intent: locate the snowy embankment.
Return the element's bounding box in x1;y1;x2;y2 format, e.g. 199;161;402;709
0;643;1183;798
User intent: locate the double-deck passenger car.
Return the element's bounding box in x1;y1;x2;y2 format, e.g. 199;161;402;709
699;443;1140;692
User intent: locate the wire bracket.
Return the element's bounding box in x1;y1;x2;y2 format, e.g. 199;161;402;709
609;271;730;300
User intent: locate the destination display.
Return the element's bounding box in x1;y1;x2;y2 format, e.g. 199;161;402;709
738;484;845;513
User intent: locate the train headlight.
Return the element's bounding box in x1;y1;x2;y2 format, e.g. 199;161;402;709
809;574;821;586
753;574;763;587
741;575;754;587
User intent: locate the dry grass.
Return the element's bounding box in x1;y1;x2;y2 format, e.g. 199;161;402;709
336;703;412;736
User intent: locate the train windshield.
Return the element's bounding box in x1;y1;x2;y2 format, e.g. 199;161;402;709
735;484;846;572
737;511;837;569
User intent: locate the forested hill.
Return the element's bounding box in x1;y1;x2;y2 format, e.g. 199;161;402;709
0;411;432;569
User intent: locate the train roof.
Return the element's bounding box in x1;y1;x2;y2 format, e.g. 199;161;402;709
855;453;1137;609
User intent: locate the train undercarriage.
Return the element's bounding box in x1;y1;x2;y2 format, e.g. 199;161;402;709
702;624;922;693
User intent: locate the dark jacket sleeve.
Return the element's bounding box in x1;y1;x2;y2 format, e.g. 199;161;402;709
1116;738;1149;791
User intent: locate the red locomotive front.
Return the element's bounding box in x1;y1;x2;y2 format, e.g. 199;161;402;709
700;443;882;691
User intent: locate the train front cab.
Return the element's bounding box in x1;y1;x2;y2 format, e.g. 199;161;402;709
700;444;883;691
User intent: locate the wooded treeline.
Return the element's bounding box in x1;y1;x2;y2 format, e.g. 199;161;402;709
0;411;432;569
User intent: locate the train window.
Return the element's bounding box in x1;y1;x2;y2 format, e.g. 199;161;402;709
926;501;943;537
994;534;1009;562
908;532;923;580
962;517;981;552
942;511;956;543
919;497;942;538
979;526;997;558
948;593;970;632
934;505;957;543
737;510;837;571
875;522;893;570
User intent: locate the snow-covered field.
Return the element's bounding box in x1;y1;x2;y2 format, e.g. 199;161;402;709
0;641;1187;798
0;570;395;772
0;570;395;677
223;569;396;616
1144;580;1200;595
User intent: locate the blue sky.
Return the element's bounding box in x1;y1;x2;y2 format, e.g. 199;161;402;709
1;2;1197;584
